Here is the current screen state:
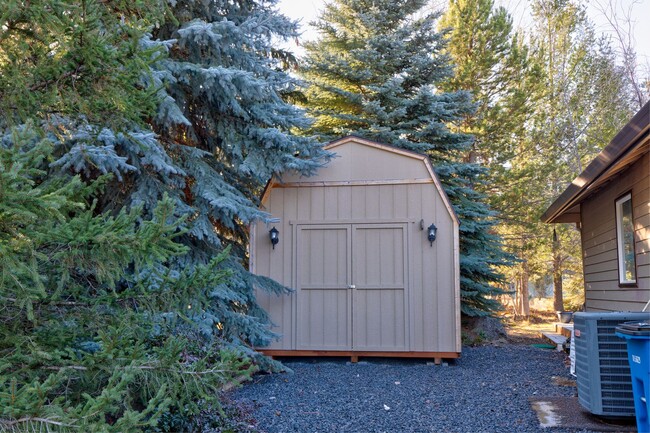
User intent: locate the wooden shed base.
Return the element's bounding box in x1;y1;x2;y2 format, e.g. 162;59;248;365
260;350;460;364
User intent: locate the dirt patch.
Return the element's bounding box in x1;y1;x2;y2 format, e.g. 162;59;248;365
551;376;577;387
502;309;558;345
462;316;507;345
463;309;558;346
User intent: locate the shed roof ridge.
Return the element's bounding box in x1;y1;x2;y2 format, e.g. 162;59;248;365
325;135;429;161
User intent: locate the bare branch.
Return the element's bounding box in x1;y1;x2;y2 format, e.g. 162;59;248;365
0;417;76;428
591;0;647;108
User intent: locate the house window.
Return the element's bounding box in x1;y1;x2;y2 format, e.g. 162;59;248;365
615;193;636;285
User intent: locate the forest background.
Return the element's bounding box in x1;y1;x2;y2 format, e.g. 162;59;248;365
279;0;650;315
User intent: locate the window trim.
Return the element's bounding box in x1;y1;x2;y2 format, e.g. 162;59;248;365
615;192;637;287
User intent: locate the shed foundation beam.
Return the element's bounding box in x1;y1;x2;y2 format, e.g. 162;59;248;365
259;350;460;362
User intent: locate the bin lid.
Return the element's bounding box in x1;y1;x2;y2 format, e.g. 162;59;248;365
615;321;650;336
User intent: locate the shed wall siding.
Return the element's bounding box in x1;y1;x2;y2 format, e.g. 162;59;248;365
580;150;650;312
253;181;457;352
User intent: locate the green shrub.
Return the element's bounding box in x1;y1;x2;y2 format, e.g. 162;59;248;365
0;130;252;431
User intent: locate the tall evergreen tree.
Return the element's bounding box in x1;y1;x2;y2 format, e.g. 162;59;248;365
526;0;634;311
439;0;544;316
300;0;512;316
0;0;328;427
439;0;543;188
138;0;331;351
1;0;328;355
440;0;635;315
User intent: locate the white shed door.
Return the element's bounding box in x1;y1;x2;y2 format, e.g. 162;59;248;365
296;223;408;351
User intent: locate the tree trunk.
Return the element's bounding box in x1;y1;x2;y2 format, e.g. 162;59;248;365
515;261;530;318
521;262;530;317
552;228;564;312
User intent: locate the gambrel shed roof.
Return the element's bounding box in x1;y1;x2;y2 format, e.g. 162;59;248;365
261;135;459;225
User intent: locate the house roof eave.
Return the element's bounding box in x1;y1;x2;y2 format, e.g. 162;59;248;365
541;101;650;224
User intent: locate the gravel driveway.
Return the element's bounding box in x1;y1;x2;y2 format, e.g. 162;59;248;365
231;345;595;433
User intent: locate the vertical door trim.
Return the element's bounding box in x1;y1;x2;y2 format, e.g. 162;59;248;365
404;223;415;350
291;222;297;349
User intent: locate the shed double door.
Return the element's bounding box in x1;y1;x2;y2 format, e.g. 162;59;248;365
296;223;408;351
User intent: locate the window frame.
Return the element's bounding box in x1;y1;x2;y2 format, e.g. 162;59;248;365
615;192;637;286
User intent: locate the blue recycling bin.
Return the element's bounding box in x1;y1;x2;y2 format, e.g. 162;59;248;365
616;321;650;433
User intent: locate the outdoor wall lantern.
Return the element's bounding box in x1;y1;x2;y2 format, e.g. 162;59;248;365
427;223;437;246
269;226;279;249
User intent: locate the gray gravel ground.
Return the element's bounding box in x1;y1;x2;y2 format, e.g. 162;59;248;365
230;345;599;433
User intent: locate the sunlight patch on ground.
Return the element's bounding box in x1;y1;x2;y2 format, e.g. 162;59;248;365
501;308;559;341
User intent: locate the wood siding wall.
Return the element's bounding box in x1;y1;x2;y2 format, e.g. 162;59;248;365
580;150;650;311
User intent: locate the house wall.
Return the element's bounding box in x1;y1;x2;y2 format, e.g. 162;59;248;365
580;150;650;311
250;140;460;353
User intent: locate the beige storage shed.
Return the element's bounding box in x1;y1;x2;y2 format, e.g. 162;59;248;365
250;136;461;362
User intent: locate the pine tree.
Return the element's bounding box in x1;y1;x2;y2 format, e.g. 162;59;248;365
439;0;544;316
525;0;635;312
1;0;328;356
140;0;330;349
0;0;165;128
440;0;635;315
439;0;543;183
0;0;327;427
300;0;512;316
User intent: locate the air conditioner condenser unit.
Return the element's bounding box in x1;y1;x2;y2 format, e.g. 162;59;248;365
573;311;650;417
